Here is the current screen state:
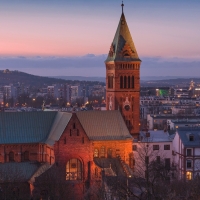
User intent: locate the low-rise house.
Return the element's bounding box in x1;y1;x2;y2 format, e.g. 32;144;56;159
173;127;200;180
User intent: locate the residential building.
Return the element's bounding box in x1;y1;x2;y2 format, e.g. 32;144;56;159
173;127;200;180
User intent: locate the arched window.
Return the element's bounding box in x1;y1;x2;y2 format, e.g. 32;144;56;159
120;76;123;89
107;148;112;158
94;149;99;158
132;76;134;88
124;76;127;88
24;151;29;161
66;158;82;180
9;152;14;162
100;146;105;158
128;76;130;88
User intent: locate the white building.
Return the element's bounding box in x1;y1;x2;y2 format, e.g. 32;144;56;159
172;128;200;180
133;130;175;178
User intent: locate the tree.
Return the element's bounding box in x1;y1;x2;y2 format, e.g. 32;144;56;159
132;134;177;200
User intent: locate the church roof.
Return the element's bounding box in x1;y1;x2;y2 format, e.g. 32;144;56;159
105;12;141;62
0;111;71;145
76;110;132;141
0;161;51;183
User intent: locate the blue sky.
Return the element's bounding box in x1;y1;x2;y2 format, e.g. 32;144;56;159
0;0;200;77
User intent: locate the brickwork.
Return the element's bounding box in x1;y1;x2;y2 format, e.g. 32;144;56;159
93;140;133;165
54;113;95;197
0;144;54;164
106;60;141;138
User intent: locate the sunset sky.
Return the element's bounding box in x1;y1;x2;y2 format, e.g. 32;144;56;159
0;0;200;77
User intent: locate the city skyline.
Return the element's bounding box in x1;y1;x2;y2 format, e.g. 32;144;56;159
0;0;200;77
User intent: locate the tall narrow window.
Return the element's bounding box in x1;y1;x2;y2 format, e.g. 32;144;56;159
100;146;105;158
66;159;82;180
120;76;123;89
108;76;113;89
131;76;134;88
9;152;14;162
73;123;76;129
94;149;99;157
128;76;130;88
107;148;112;158
124;76;127;88
24;151;29;161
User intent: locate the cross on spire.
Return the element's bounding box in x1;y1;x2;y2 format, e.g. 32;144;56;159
121;1;124;14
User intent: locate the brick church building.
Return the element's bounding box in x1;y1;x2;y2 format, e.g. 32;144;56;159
0;3;140;200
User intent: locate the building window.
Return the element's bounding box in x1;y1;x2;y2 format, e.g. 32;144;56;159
131;76;134;88
133;159;135;166
108;76;113;89
189;134;194;141
187;160;192;168
94;149;99;158
73;123;76;129
153;145;159;150
100;146;105;158
82;137;84;144
120;76;123;89
165;158;170;170
77;129;79;136
186;149;192;156
132;145;137;151
128;76;130;88
24;151;29;161
186;171;192;180
70;129;72;136
107;148;112;158
66;158;82;180
124;76;127;88
164;145;170;150
9;152;15;162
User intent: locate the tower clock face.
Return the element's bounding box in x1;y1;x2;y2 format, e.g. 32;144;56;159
124;105;130;111
123;97;131;111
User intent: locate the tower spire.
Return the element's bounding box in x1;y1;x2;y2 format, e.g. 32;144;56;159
121;1;124;14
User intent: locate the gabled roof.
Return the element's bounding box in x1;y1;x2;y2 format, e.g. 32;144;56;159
177;128;200;147
76;110;132;140
0;111;72;146
45;112;72;145
0;162;51;183
105;13;141;62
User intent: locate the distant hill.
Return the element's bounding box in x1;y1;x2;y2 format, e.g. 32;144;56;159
51;76;106;82
0;70;105;88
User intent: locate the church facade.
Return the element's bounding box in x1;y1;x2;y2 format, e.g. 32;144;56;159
0;3;138;200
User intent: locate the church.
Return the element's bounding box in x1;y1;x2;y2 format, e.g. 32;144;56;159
0;3;141;200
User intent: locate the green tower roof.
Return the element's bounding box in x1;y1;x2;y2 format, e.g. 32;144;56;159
105;12;141;62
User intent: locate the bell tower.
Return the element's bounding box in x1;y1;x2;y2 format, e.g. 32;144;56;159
105;2;141;138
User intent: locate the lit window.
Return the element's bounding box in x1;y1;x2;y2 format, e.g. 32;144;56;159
66;159;82;181
100;146;106;158
94;149;99;158
186;171;192;180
